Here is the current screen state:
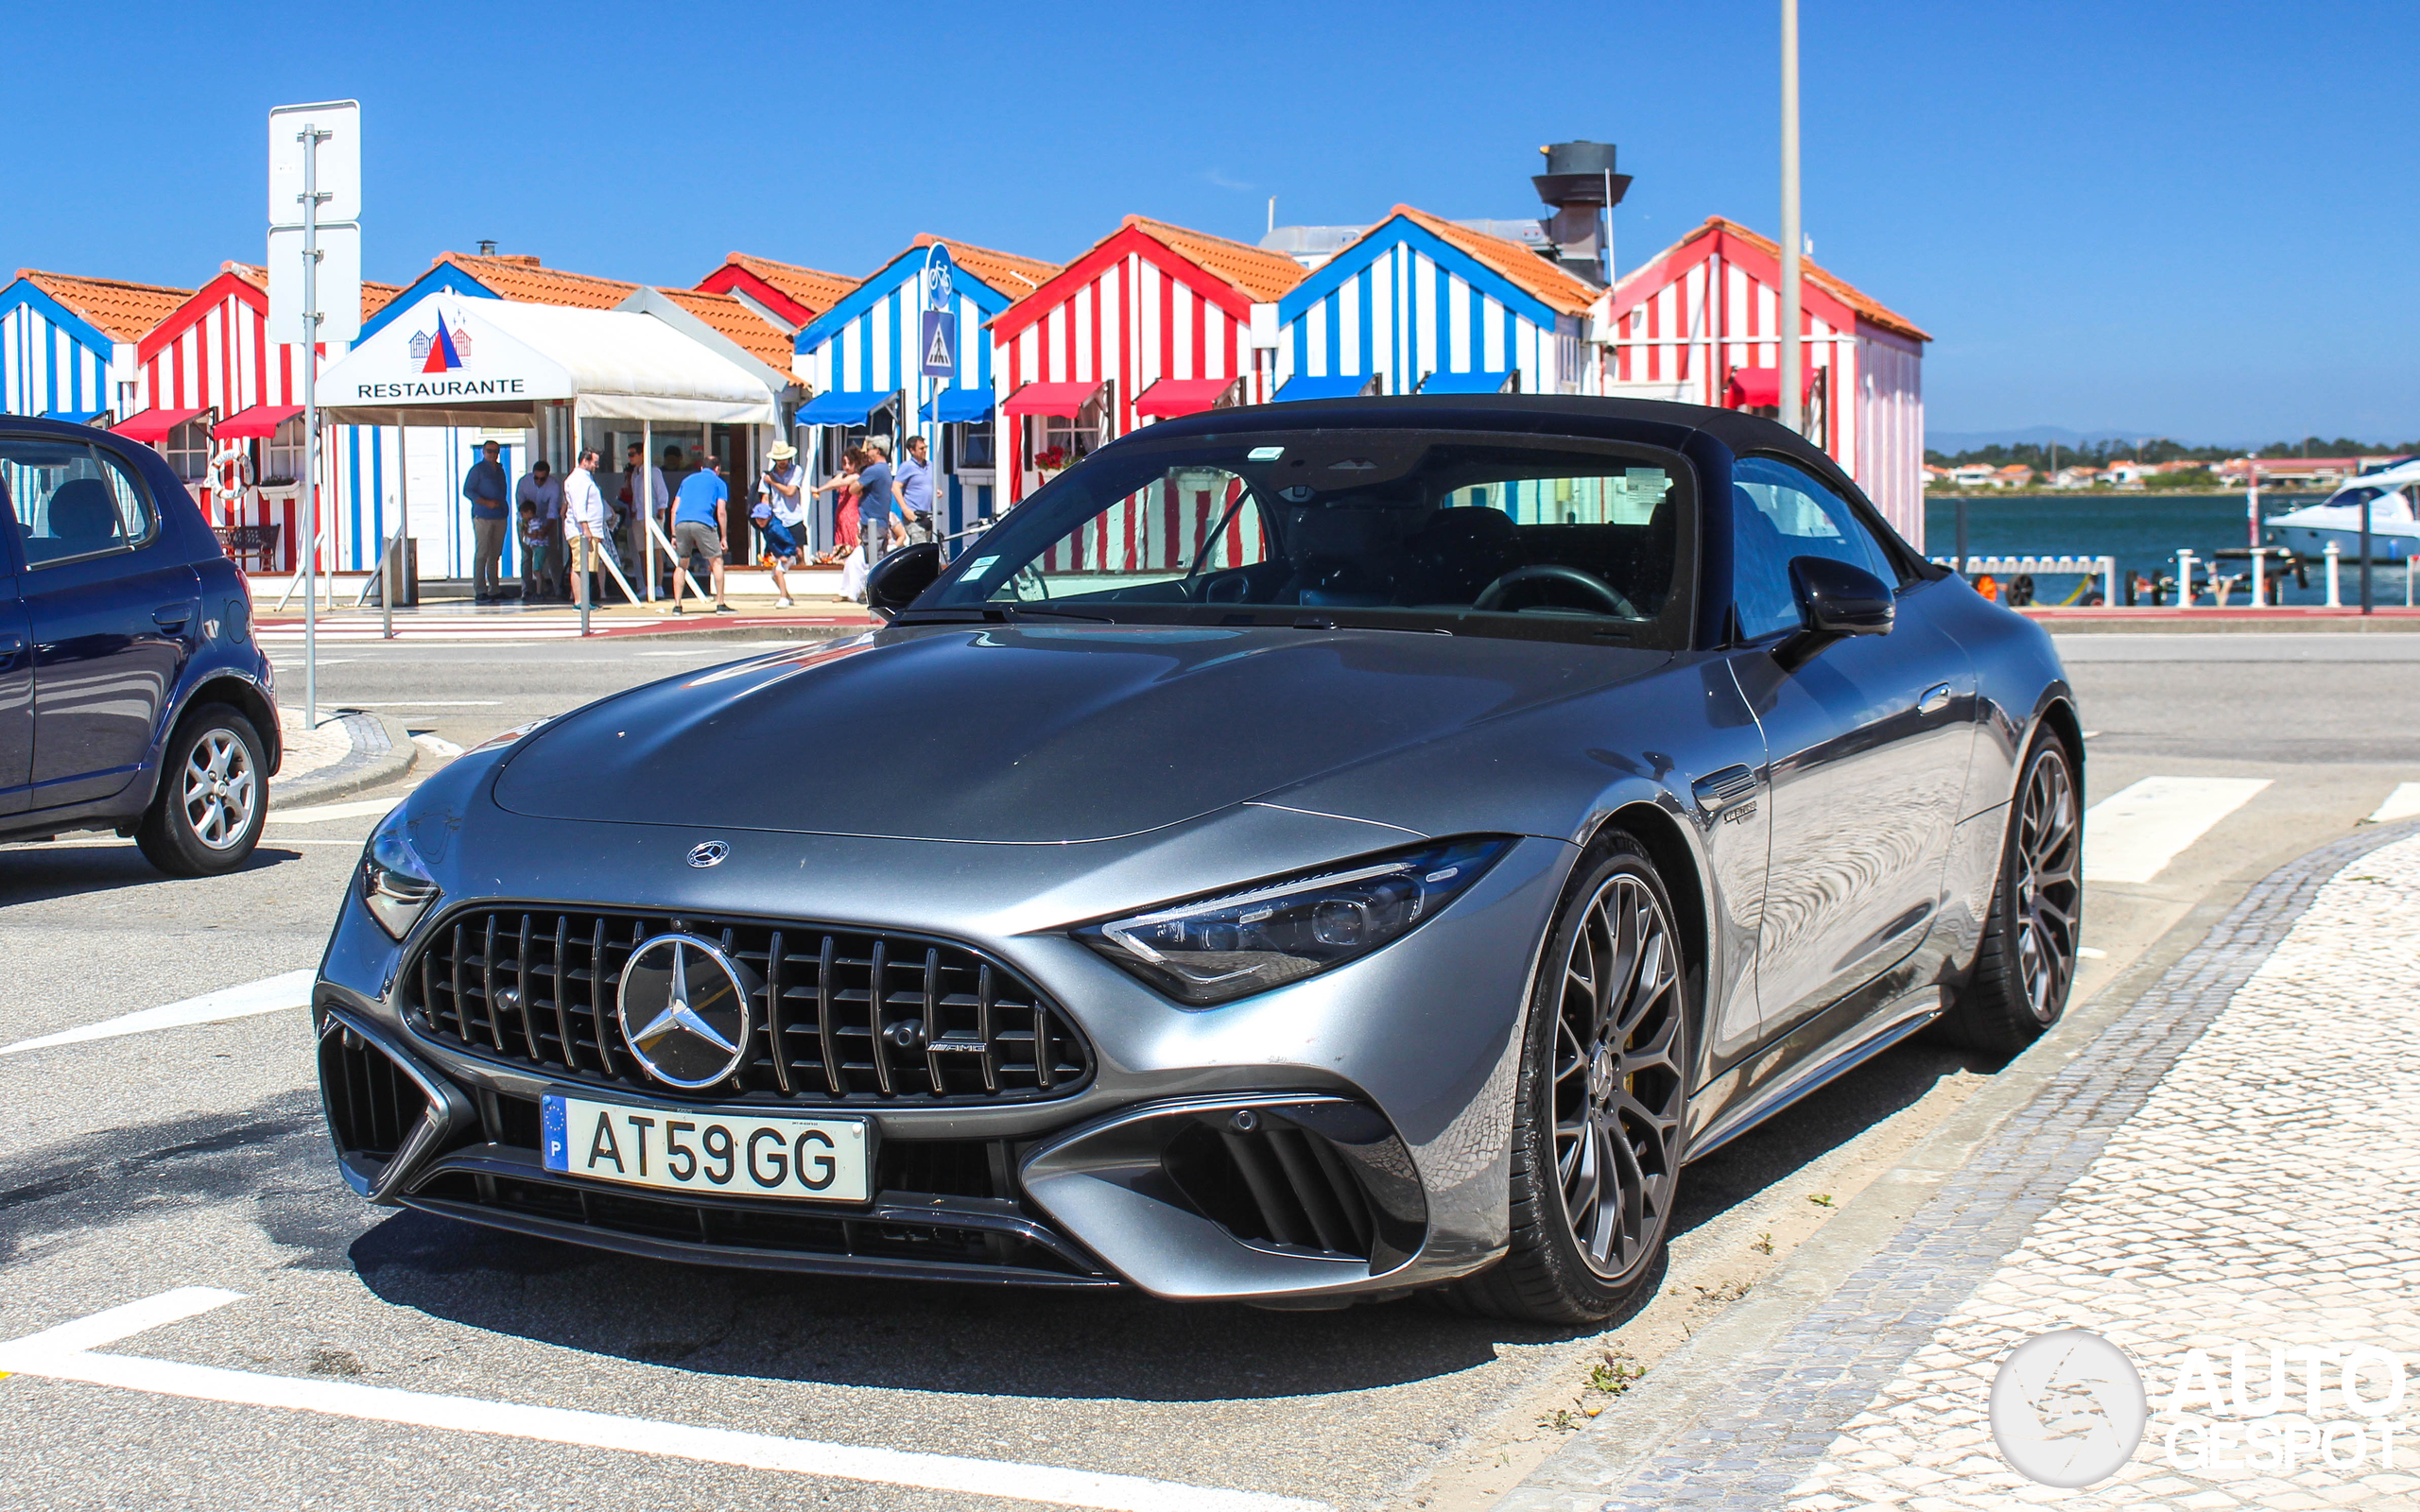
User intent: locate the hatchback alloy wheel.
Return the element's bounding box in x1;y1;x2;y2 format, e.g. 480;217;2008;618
182;728;257;850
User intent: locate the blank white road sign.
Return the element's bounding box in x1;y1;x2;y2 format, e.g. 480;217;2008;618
268;99;361;227
267;222;361;345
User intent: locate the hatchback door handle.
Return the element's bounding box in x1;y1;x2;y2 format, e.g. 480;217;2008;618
1918;682;1953;714
154;602;196;630
0;633;23;662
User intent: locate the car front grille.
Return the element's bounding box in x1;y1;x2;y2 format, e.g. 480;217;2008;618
403;907;1091;1106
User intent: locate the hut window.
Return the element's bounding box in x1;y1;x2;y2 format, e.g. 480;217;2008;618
263;417;305;485
164;420;213;482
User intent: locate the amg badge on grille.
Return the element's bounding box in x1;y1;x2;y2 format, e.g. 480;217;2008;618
616;935;757;1089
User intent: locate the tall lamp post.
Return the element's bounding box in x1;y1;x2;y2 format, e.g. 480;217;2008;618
1778;0;1803;437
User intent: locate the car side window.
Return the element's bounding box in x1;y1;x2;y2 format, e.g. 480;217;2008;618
1729;455;1896;641
1;437;157;569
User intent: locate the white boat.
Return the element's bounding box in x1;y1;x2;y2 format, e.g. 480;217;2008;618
2265;458;2420;561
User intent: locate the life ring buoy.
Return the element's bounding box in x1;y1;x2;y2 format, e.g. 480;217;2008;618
207;442;254;524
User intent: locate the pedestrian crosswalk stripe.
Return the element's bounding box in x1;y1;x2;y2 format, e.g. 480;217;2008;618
2083;776;2272;885
2369;782;2420;825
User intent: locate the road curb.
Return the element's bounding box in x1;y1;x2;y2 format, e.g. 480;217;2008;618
269;712;417;809
1497;815;2420;1511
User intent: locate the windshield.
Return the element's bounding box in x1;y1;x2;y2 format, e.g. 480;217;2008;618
916;428;1696;645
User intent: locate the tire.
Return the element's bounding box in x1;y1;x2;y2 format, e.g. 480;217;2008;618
1938;730;2082;1056
136;705;268;877
1439;833;1691;1325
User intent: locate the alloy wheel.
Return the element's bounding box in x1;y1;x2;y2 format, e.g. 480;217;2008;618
180;730;256;851
2012;746;2081;1023
1552;871;1685;1280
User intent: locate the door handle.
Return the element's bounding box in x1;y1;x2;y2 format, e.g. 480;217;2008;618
154;602;196;630
0;633;23;663
1918;682;1953;714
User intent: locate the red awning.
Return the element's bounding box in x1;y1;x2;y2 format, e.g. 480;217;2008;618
1132;377;1241;419
214;404;302;440
1724;365;1818;409
112;406;211;444
1002;380;1104;418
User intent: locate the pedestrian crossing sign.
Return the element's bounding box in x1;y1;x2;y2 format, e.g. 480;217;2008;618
920;310;956;379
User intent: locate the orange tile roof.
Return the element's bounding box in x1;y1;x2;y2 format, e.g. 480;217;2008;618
1385;205;1599;318
713;252;859;318
907;234;1061;294
1622;217;1930;343
426;250;637;310
17;268;194;342
657;287;798;369
1122;215;1305;302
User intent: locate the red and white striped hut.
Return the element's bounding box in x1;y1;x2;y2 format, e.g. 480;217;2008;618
988;215;1305;509
128;263;401;572
1599;216;1929;544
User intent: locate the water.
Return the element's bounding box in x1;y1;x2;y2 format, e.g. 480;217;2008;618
1921;492;2409;607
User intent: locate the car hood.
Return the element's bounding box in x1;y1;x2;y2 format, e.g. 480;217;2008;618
491;625;1668;843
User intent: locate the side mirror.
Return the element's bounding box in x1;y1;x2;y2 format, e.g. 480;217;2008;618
863;541;940;622
1773;556;1893;670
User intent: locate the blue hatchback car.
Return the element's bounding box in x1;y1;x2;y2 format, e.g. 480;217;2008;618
0;415;280;873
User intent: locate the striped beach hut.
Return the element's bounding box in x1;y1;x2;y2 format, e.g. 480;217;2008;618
990;215;1305;508
0;269;189;425
128;263;405;573
695;252;860;330
1272;205;1599;403
791;236;1061;549
1600;216;1930;544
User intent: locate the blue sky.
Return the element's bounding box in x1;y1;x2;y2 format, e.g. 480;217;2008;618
7;1;2411;442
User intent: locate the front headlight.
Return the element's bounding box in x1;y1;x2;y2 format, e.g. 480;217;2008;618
1074;837;1512;1005
360;806;441;939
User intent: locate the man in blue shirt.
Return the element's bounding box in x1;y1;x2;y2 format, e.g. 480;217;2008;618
856;438;898;563
897;434;935;543
462;440;510;603
668;450;733;615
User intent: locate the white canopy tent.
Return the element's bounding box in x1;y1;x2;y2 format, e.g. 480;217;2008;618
318;291;781;428
317;292;782;605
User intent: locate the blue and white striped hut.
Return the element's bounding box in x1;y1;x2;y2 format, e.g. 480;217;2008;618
0;270;190;423
790;236;1061;551
1272;205;1599;402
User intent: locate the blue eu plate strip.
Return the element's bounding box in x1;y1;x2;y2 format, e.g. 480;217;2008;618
541;1094;568;1172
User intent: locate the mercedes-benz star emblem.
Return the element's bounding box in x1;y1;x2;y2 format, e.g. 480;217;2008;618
617;935;756;1089
687;841;729;868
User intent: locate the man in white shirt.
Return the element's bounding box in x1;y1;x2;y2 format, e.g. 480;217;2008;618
562;448;609;609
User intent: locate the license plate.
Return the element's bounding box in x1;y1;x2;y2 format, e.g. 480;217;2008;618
541;1094;870;1203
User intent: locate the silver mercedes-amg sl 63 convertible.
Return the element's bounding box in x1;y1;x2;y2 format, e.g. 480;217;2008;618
314;396;2080;1324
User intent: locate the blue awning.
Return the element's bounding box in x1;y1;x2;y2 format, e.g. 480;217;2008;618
795;389;895;425
932;387;994;423
1416;369;1515;395
1272;373;1380;402
43;408;107;424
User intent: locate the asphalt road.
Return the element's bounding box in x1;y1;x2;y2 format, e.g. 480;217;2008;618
0;631;2409;1511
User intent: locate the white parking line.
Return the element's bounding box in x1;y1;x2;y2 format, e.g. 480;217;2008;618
2083;776;2272;885
2370;782;2420;825
0;1289;1327;1512
0;971;315;1056
268;798;400;824
335;700;501;707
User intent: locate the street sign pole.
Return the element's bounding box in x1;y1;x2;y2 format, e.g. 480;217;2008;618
1778;0;1802;437
300;121;328;730
917;245;958;558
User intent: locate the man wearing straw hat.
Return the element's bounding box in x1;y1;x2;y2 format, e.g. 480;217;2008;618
756;440;807;607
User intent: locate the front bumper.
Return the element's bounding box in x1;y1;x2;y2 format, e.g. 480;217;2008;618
313;786;1573;1302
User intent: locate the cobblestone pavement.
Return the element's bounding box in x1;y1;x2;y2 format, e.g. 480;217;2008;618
1510;820;2420;1512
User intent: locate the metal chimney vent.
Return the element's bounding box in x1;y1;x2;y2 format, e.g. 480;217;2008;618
1532;141;1630;287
